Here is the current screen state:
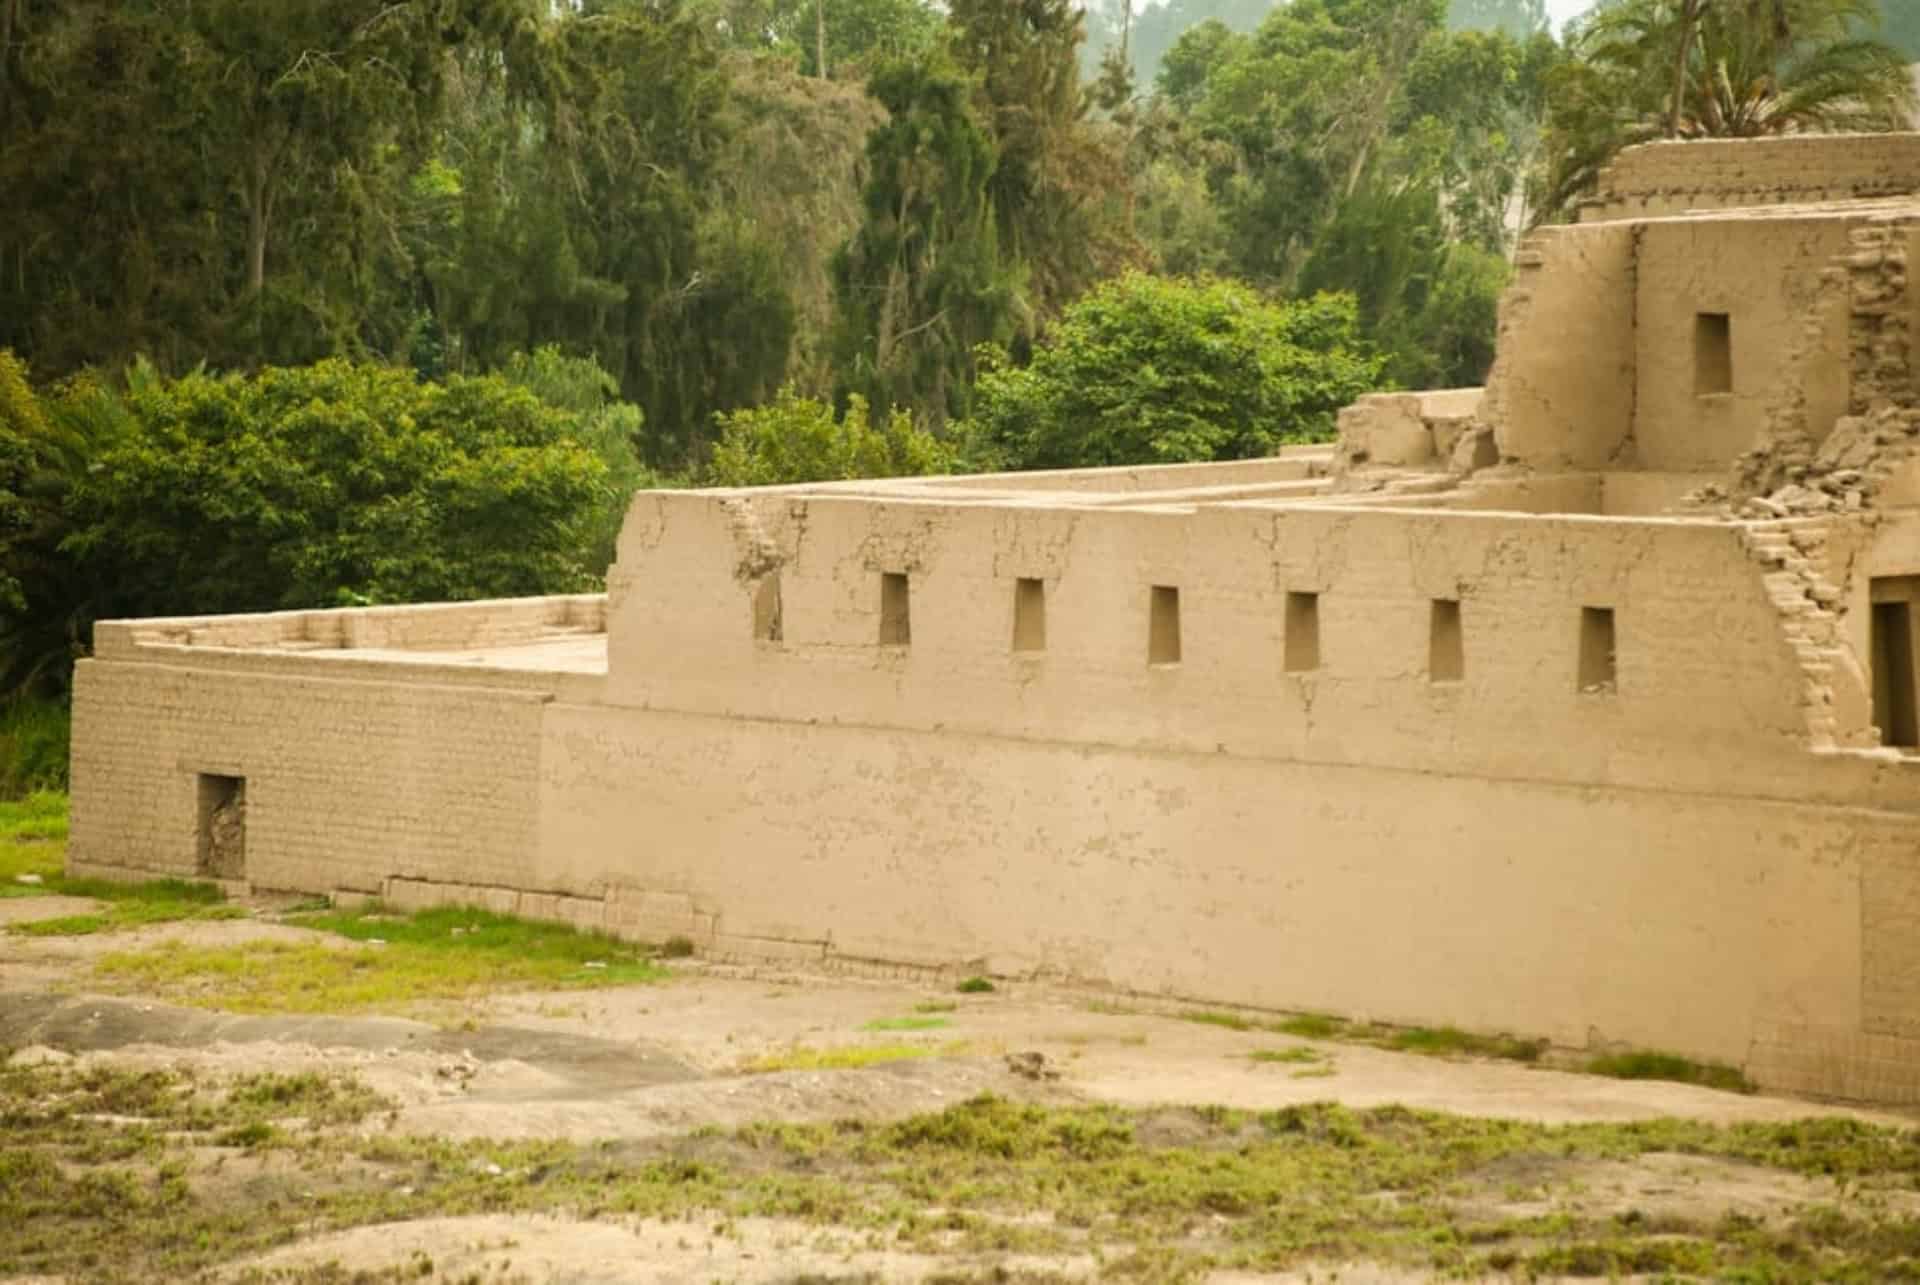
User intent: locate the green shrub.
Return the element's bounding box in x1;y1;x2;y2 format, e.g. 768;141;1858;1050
707;386;954;486
0;700;68;796
962;274;1386;471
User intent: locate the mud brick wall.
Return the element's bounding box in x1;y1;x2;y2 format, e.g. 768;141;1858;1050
69;661;548;896
1584;135;1920;221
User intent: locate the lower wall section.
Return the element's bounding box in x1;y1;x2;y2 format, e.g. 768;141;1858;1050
67;658;1920;1103
537;703;1907;1094
69;660;549;895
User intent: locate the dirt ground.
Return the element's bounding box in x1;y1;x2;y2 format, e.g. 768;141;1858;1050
3;900;1914;1283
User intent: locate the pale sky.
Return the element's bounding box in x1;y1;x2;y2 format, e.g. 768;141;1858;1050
1545;0;1596;31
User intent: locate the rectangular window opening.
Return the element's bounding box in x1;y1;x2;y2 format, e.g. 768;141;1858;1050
1284;591;1320;673
1148;585;1181;665
1578;606;1616;694
1695;312;1732;395
1429;598;1464;683
1012;577;1047;653
752;573;783;643
1872;593;1918;748
879;572;911;646
196;774;246;880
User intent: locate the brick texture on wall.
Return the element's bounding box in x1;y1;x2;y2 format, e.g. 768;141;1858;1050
1584;135;1920;222
70;660;548;895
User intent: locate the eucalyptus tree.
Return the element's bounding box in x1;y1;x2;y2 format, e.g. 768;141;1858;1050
947;0;1141;329
829;55;1018;425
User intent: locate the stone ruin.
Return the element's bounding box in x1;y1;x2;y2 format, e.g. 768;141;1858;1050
69;133;1920;1103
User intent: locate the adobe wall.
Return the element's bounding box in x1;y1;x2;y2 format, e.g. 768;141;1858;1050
65;596;603;894
1634;214;1858;471
604;493;1822;786
536;488;1920;1094
533;701;1904;1080
1582;134;1920;221
1483;222;1638;469
1487;210;1869;477
69;663;549;895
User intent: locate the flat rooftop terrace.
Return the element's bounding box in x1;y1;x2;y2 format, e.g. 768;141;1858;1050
308;632;607;675
90;593;611;696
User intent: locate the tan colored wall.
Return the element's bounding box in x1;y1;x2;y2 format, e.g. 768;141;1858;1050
606;493;1822;788
534;702;1888;1067
69;663;552;896
105;594;605;654
1484;223;1639;469
1584;134;1920;221
1633;215;1859;471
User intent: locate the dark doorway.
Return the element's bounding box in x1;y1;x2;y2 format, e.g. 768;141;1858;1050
1873;598;1918;749
196;774;246;879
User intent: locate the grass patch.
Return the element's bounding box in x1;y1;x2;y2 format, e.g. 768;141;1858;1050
8;1062;1920;1283
956;975;996;994
0;788;69;841
0;699;70;797
91;903;669;1014
0;789;69;899
746;1041;968;1073
8;877;242;936
1157;1007;1548;1066
1249;1046;1328;1066
862;1015;951;1032
913;1000;958;1014
0;790;239;935
1388;1026;1547;1063
1585;1050;1755;1094
1272;1012;1350;1039
222;1070;389;1127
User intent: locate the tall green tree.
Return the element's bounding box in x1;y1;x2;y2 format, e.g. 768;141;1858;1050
406;5;794;467
948;0;1143;329
1190;0;1450;284
1128;0;1538;383
830;56;1019;425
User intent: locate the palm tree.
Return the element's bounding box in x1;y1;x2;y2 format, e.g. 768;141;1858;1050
1539;0;1915;217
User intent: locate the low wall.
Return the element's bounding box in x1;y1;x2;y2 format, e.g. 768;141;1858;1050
69;662;550;895
1582;134;1920;221
101;594;606;655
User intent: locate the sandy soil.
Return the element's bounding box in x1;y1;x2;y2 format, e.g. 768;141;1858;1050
2;894;1913;1283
